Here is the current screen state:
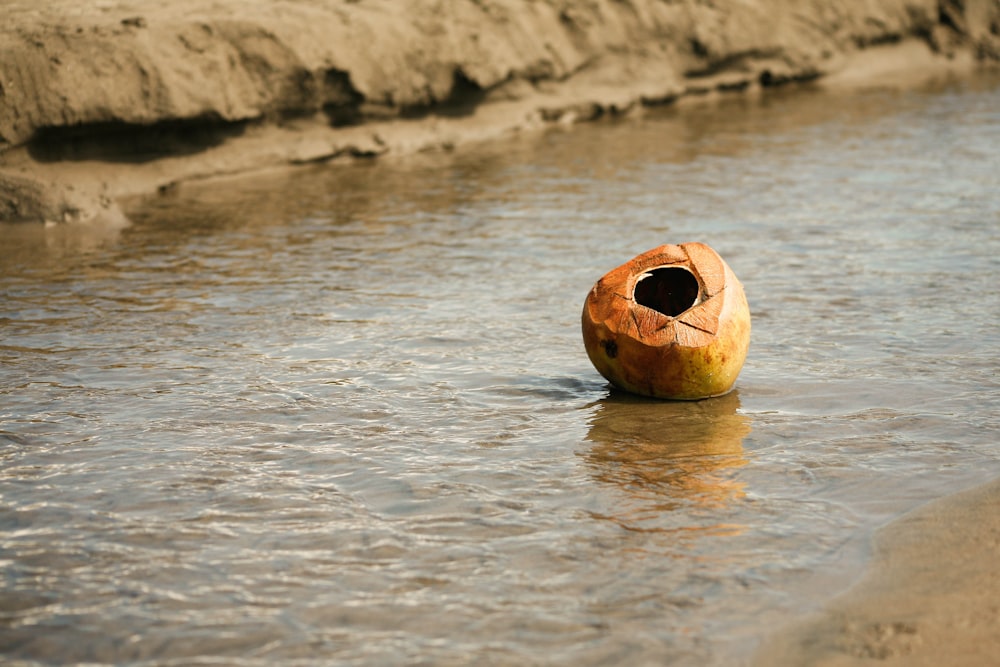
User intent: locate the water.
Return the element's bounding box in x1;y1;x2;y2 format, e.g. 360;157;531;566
2;72;999;665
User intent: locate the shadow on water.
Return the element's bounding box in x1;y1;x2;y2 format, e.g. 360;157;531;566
583;390;752;523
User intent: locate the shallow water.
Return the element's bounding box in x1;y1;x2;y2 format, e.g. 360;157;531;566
2;72;999;665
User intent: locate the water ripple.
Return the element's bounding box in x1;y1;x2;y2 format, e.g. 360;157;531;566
2;72;1000;666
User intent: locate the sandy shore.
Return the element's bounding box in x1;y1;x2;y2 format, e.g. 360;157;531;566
756;477;1000;666
2;0;999;224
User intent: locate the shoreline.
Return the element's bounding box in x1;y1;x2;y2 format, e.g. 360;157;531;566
2;0;999;225
755;476;1000;666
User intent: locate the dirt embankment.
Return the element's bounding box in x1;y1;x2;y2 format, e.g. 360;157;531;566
1;0;999;224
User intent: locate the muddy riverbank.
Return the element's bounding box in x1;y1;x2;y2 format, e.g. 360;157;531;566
1;0;999;224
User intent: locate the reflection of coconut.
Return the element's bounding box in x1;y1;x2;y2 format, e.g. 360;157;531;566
584;390;751;510
582;242;751;400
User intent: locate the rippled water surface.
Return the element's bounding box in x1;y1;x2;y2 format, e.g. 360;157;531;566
3;72;1000;665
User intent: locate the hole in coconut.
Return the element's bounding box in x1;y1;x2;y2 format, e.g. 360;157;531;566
633;267;701;317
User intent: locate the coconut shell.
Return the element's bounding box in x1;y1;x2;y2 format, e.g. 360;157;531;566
582;242;751;400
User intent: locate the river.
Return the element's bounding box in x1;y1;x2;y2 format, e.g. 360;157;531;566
2;71;999;665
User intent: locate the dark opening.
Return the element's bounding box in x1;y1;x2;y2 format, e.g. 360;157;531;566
399;68;487;120
633;267;700;317
322;68;365;127
27;116;246;163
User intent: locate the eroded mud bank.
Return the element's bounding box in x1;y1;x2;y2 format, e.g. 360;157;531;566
1;0;998;223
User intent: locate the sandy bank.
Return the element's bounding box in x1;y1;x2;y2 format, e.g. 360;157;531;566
1;0;999;224
755;477;1000;666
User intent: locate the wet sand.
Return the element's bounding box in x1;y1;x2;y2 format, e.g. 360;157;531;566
756;478;1000;666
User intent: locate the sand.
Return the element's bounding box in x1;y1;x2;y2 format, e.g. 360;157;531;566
2;0;999;224
2;3;1000;661
755;478;1000;666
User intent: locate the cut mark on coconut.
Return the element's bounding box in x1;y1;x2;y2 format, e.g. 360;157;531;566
633;266;701;318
